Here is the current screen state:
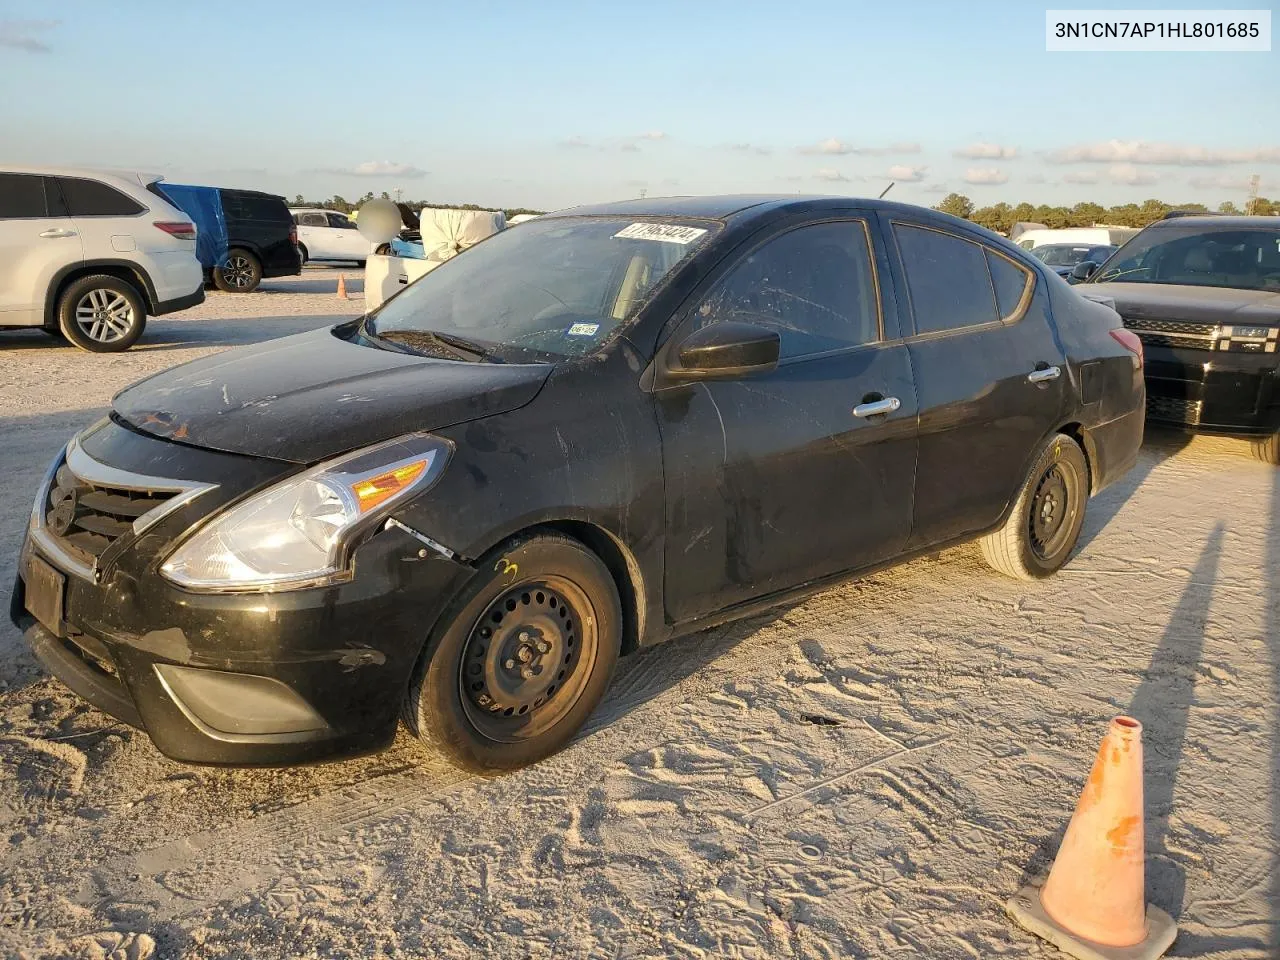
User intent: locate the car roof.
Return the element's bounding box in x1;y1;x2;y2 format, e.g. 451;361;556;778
290;207;348;215
1146;215;1280;229
542;194;982;228
1;164;163;190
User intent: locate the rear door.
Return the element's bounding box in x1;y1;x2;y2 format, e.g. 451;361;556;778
0;173;81;325
884;216;1066;548
655;214;918;623
326;211;371;260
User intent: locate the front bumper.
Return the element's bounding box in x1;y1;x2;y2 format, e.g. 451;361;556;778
1142;345;1280;436
11;422;475;766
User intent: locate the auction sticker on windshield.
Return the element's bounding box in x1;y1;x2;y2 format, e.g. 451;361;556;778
567;323;600;336
613;223;708;244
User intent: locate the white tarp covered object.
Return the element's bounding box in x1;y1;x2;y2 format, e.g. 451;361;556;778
418;207;506;260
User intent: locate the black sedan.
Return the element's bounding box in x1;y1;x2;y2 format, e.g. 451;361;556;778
11;196;1145;772
1077;215;1280;462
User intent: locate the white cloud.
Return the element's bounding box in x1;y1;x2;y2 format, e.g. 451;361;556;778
963;167;1009;185
1048;140;1280;166
1063;170;1101;184
338;161;427;179
1107;163;1158;186
800;138;920;156
955;142;1018;160
0;19;57;52
887;165;927;182
1187;173;1273;191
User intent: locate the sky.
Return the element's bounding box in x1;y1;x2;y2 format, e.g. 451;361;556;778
1;0;1277;211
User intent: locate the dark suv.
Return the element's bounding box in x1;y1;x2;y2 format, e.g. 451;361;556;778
154;185;301;293
1076;216;1280;462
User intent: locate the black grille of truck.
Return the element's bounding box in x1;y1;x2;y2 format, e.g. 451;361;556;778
1121;317;1218;351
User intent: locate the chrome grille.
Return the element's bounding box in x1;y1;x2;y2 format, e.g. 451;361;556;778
1122;317;1217;352
44;464;175;564
1147;395;1203;425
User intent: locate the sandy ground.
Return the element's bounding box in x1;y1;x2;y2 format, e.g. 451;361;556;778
0;268;1276;959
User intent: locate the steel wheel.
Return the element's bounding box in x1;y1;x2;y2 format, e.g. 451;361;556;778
219;254;256;291
1027;461;1080;562
74;289;137;345
459;576;598;744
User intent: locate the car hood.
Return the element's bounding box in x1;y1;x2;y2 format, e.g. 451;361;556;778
1091;282;1280;326
113;326;553;463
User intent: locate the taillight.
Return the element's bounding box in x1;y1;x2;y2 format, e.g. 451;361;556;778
154;220;197;241
289;225;298;245
1109;328;1144;369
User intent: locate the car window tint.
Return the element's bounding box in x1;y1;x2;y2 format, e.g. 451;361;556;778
696;221;880;359
985;249;1032;320
326;213;351;228
894;224;999;333
58;177;145;216
226;193;287;222
300;212;327;227
0;173;51;218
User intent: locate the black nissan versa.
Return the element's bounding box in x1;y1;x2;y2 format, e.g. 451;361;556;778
1074;215;1280;462
11;196;1146;772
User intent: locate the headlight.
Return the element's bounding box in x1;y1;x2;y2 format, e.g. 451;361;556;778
161;434;452;591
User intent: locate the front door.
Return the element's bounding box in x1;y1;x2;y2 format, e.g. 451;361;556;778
0;173;82;325
884;217;1067;547
655;217;918;624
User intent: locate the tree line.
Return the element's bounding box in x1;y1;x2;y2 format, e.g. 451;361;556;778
291;191;543;221
930;193;1278;233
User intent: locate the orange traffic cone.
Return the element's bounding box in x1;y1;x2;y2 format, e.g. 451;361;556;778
1007;716;1177;960
336;274;348;299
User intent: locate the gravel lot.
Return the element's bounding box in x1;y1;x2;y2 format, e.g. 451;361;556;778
1;269;1276;959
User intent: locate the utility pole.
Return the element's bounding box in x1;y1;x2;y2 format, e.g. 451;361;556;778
394;187;403;203
1247;174;1260;215
639;187;647;199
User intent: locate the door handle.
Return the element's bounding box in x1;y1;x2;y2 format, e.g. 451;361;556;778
1027;365;1061;384
39;228;77;239
853;396;901;418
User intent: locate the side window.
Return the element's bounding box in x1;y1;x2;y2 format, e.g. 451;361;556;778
985;249;1033;320
893;223;998;334
696;221;880;359
58;177;145;217
326;212;352;229
300;212;327;227
0;173;53;218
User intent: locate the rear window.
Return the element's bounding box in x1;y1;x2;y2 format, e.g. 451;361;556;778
58;177;146;217
0;173;58;218
224;192;289;223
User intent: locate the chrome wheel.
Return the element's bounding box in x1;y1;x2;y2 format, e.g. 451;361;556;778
459;577;598;744
74;289;137;344
219;254;256;291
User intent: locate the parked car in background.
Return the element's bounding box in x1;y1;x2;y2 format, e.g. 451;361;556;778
0;165;203;352
1014;227;1140;251
1032;243;1119;281
291;208;376;265
12;195;1144;774
157;185;299;293
1077;215;1280;462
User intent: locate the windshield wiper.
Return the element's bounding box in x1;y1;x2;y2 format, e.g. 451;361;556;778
371;328;499;362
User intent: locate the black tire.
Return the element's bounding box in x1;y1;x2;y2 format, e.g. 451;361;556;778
56;275;147;353
1252;432;1280;465
980;433;1089;580
213;249;262;292
297;244;308;267
403;531;622;773
355;259;366;268
374;243;391;256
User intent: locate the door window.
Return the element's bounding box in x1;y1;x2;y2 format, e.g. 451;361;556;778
694;220;880;359
299;212;328;227
985;249;1033;321
326;212;354;229
0;173;60;219
893;224;999;334
58;177;146;216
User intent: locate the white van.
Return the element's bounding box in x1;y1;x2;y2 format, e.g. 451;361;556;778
1013;227;1140;251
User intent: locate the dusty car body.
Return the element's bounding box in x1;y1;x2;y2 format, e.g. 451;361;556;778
12;196;1145;771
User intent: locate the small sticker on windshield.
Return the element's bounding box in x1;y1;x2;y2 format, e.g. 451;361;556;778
567;322;600;336
613;222;708;244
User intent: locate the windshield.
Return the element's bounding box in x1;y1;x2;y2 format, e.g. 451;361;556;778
368;216;717;359
1093;225;1280;291
1033;244;1097;267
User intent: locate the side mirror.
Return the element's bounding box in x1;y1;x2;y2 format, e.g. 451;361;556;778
1070;261;1098;282
673;321;780;380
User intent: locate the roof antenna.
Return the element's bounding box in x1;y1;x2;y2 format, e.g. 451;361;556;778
879;182;895;199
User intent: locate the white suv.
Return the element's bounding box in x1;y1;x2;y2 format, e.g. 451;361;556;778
0;165;204;352
290;208;376;265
